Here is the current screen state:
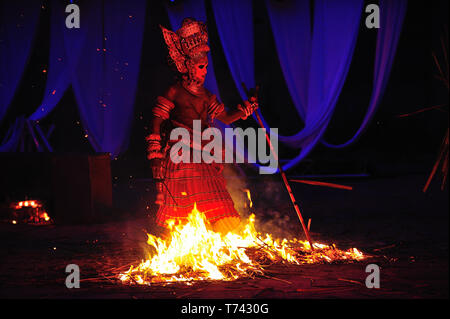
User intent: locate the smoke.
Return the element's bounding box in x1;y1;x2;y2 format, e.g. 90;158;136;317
222;164;250;217
223;164;302;240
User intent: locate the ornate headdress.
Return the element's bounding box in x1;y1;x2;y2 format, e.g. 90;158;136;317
160;18;209;74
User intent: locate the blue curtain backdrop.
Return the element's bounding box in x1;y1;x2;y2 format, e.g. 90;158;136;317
263;0;406;169
69;0;146;157
212;0;363;171
321;0;407;148
0;1;41;122
29;0;87;121
210;0;259;164
1;0;146;157
265;0;311;121
277;0;364;170
0;116;25;152
1;0;407;170
211;0;255;100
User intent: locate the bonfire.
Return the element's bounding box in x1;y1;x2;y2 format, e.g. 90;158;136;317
119;203;365;285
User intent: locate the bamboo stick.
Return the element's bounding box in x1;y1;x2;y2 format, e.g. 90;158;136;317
290;179;353;191
423;129;449;192
241;83;314;250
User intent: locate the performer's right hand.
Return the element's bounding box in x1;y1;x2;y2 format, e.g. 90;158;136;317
150;158;164;180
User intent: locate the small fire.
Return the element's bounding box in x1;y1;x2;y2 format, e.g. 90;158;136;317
42;212;50;222
120;202;365;285
243;188;253;208
10;199;53;225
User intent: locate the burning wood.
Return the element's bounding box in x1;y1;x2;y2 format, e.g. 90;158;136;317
119;203;365;285
8;199;52;225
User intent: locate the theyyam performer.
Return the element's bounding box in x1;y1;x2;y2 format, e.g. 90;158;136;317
146;18;258;235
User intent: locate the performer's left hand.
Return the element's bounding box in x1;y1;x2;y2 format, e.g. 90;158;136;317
239;99;258;119
240;85;259;119
245;98;258;113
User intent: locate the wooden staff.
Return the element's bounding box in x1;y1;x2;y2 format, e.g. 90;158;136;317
290;179;353;191
423;128;449;192
242;83;314;250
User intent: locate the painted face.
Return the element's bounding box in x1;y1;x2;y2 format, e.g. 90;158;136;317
187;56;208;86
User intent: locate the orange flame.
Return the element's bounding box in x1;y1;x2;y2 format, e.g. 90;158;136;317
41;212;50;222
120;200;365;285
243;189;253;208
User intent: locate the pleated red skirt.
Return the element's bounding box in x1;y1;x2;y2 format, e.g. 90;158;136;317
155;158;239;227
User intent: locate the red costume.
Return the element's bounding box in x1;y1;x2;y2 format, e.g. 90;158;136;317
147;18;257;234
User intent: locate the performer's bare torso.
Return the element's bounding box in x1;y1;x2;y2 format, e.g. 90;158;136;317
166;82;212;130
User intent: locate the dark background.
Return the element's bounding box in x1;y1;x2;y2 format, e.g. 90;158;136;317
0;0;448;178
0;2;448;299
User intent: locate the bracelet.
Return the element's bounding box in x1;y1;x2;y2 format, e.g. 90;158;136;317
146;133;161;142
147;143;161;152
147;151;164;160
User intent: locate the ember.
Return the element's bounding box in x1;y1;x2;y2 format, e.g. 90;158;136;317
119;204;365;285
